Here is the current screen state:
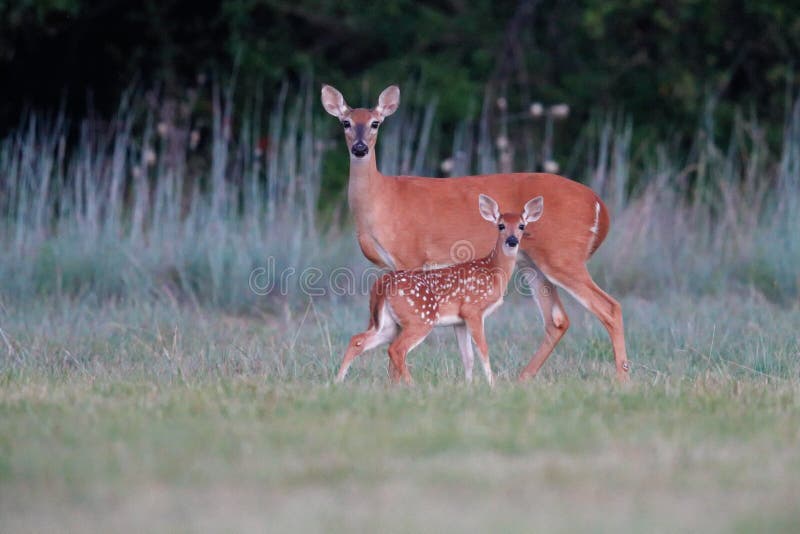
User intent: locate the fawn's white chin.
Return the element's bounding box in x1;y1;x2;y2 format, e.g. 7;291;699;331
502;245;519;256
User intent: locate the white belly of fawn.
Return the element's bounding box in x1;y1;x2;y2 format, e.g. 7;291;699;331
335;194;544;385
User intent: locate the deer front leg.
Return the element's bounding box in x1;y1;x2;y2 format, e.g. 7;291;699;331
453;324;474;383
517;261;570;381
464;315;493;387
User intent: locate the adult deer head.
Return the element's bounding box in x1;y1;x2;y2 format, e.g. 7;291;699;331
321;85;400;159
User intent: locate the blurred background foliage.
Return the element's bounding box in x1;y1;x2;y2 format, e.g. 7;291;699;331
0;0;799;308
2;0;799;141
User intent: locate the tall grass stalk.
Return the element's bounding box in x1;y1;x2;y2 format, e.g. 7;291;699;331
1;84;798;308
0;80;342;309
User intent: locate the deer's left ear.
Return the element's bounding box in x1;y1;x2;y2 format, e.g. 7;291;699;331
523;196;544;223
321;85;350;118
478;194;501;223
375;85;400;118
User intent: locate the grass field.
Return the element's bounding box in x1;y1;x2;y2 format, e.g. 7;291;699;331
2;292;798;532
2;87;799;532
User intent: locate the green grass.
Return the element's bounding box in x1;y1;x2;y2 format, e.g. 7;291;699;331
1;295;798;532
3;76;800;533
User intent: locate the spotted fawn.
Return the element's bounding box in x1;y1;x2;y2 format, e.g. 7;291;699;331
335;194;544;385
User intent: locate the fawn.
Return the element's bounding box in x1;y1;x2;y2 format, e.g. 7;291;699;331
335;194;544;385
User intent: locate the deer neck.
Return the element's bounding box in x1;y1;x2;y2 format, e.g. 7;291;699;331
486;238;518;290
347;152;384;226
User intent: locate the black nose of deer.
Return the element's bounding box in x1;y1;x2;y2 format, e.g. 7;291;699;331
505;235;519;247
351;141;369;158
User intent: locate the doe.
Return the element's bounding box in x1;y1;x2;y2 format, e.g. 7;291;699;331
335;194;544;385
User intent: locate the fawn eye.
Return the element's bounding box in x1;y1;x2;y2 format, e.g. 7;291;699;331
518;224;525;230
498;223;505;231
371;121;380;129
342;120;351;129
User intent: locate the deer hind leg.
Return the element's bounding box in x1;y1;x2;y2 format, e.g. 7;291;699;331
453;324;474;383
463;315;494;387
517;259;571;381
335;305;398;383
545;264;629;382
386;325;432;385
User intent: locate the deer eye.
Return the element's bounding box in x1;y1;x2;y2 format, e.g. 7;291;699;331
371;121;380;129
498;223;505;231
342;120;351;129
518;224;525;230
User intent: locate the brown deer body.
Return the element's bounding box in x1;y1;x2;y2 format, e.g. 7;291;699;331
322;85;630;381
336;195;544;385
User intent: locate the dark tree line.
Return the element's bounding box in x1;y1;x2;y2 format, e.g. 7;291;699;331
1;0;799;141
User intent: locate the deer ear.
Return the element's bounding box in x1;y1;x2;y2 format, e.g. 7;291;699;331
321;85;349;118
375;85;400;118
523;196;544;223
478;194;500;223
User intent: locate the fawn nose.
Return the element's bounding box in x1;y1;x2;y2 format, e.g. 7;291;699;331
351;141;369;158
505;235;519;248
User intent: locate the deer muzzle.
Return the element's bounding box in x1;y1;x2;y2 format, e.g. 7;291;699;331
351;141;369;158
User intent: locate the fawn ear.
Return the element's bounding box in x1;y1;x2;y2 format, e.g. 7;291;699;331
478;194;501;223
523;196;544;223
375;85;400;118
321;85;350;118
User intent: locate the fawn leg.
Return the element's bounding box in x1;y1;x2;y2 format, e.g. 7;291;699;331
454;324;474;383
464;315;494;387
336;312;397;383
386;325;432;385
